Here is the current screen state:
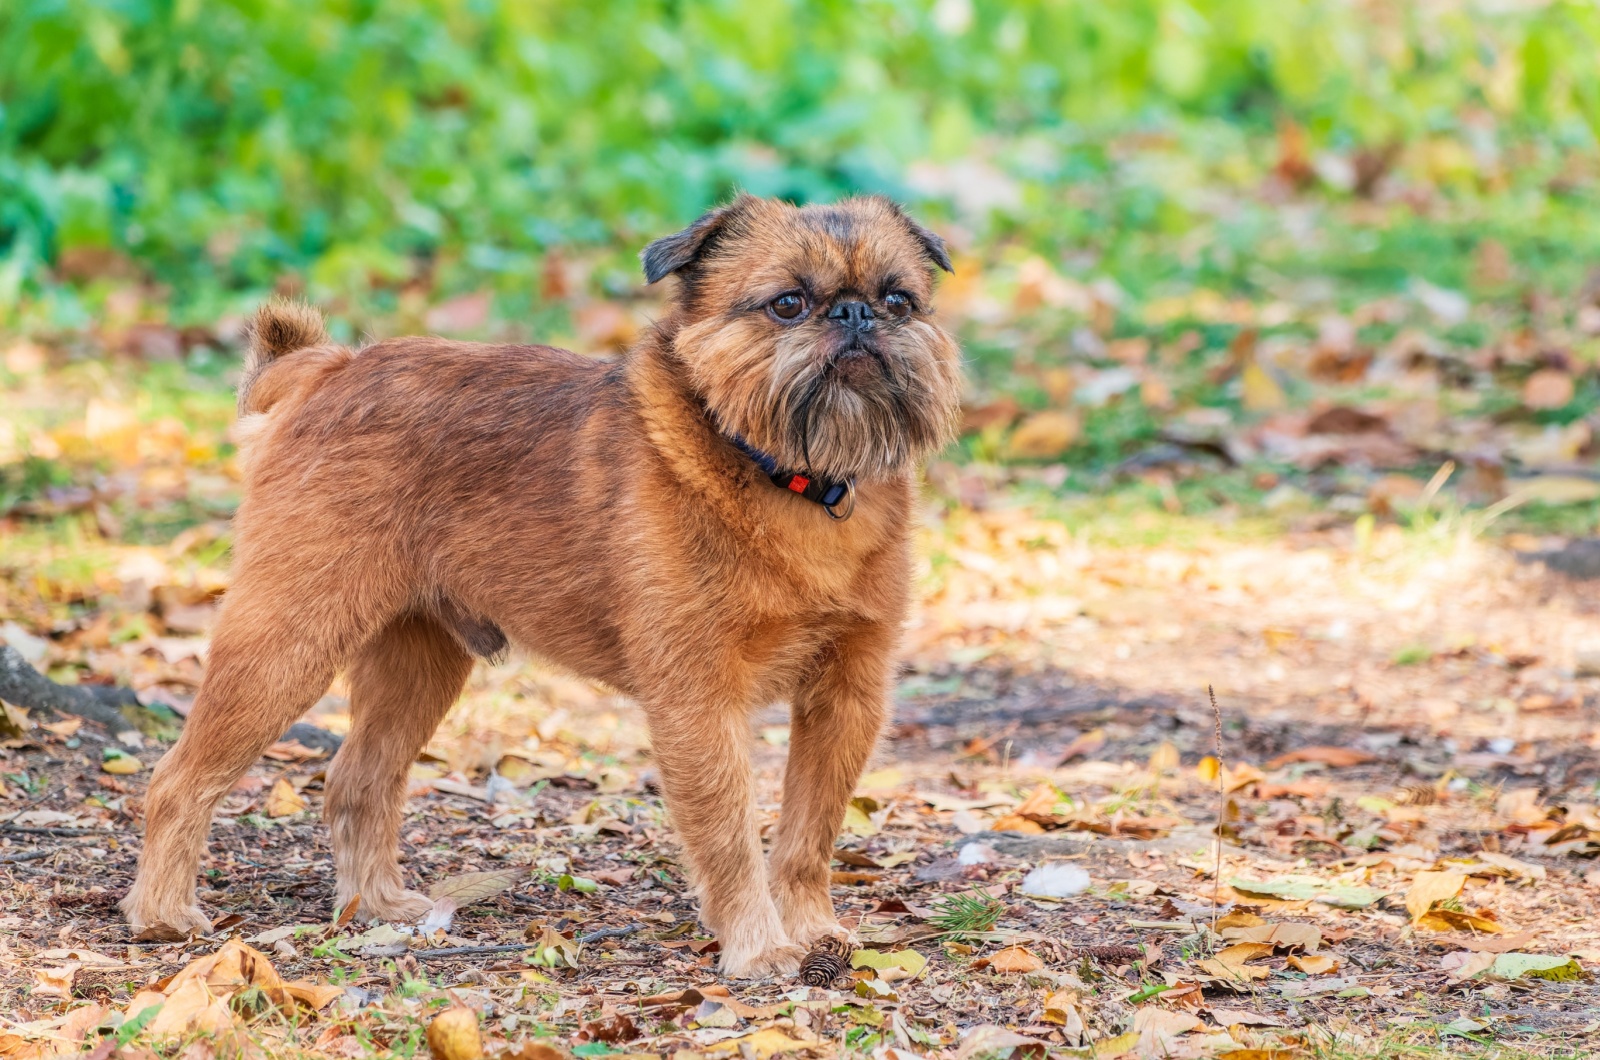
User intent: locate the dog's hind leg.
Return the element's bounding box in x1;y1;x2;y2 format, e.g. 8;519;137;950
324;613;473;921
120;578;366;937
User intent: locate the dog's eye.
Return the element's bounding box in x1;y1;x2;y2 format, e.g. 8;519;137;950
768;293;807;321
884;291;913;318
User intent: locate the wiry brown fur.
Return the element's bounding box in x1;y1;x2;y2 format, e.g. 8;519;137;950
121;195;963;977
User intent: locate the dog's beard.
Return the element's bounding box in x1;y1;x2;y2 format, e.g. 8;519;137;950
683;318;962;482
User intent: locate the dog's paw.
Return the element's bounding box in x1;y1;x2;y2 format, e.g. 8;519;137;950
120;894;213;942
344;887;435;923
784;915;844;948
771;883;840;944
719;940;807;980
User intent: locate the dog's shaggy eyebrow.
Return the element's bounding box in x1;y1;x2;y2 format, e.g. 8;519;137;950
729;281;814;313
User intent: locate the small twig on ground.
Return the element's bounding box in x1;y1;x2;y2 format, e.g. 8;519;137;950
1208;684;1224;933
411;922;645;960
0;848;63;864
575;923;647;944
0;826;98;837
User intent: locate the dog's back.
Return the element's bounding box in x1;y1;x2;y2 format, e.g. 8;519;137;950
233;300;621;483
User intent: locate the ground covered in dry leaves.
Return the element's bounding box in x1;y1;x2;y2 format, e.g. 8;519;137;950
8;203;1600;1057
3;500;1600;1060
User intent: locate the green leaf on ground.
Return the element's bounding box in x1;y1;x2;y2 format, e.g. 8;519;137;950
1228;875;1382;908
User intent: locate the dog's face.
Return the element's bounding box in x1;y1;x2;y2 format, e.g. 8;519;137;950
642;195;963;482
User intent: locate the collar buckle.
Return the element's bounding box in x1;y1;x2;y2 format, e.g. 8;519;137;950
823;479;856;521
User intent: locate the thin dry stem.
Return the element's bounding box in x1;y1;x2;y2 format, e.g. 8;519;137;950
1209;683;1223;932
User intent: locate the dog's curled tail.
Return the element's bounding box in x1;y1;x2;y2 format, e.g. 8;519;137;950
238;299;334;416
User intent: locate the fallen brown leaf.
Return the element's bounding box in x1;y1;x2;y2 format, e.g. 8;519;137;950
264;777;307;817
1287;953;1339;975
1405;870;1466;922
986;945;1045;974
427;1006;483;1060
1264;746;1376;769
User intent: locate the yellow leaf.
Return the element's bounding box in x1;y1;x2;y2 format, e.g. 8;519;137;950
1013;782;1061;818
1080;1030;1139;1058
526;924;581;968
0;701;31;740
1195;756;1220;782
989;814;1045;834
1196;958;1270;982
1196;942;1274;982
841;802;877;837
1415;909;1505;934
1212;941;1276;967
174;939;280;991
1040;988;1083;1026
1220;922;1322;952
1241;361;1287;411
426;1006;483;1060
1221;762;1265;793
281;980;345;1009
987;946;1044;974
1405;871;1466;922
703;1028;811;1058
857;767;905;790
101;754;142;775
1148;741;1179;773
1287;953;1339;975
264;778;307;817
1133;1007;1203;1052
851;948;928;982
146;977;236;1039
1007;410;1081;459
1458;852;1546;881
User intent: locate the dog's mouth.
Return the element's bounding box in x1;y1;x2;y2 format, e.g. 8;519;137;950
823;340;887;383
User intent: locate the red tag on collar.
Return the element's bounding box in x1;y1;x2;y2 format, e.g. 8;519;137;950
787;474;810;494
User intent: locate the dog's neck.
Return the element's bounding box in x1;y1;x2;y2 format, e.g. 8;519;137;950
625;328;856;520
721;431;855;518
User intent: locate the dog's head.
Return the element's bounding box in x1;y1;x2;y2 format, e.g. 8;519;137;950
642;194;963;483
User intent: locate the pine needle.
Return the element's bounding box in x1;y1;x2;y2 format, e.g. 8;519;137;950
930;891;1004;935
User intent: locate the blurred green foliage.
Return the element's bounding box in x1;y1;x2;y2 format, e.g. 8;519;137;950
4;0;1599;314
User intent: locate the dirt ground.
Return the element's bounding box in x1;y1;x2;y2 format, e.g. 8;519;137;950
3;497;1599;1059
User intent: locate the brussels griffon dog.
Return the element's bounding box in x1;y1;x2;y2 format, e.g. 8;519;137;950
120;194;962;976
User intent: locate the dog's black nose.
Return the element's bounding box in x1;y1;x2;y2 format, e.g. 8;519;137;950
827;300;875;332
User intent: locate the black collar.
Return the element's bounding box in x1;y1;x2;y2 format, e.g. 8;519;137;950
726;433;856;521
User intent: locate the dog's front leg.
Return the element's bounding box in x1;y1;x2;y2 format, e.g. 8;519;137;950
767;623;894;944
647;707;803;978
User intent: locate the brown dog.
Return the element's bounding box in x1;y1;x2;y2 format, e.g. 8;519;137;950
120;194;962;976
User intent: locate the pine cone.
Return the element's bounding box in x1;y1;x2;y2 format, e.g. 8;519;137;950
799;935;854;987
1079;944;1145;964
1392;783;1440;806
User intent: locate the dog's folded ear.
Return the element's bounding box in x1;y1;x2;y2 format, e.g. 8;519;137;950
906;219;954;274
876;197;953;275
641;193;758;284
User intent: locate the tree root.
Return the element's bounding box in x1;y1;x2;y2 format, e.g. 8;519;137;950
0;643;343;753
